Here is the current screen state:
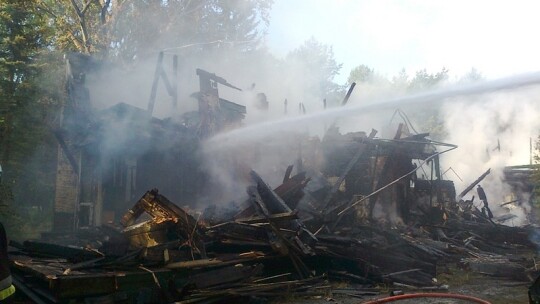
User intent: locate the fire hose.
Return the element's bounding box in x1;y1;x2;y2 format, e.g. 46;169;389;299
360;292;491;304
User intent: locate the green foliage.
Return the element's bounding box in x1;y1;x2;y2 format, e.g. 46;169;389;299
285;37;344;103
0;0;59;233
417;113;447;141
459;67;483;84
405;68;449;137
37;0;113;53
408;67;449;91
391;68;409;89
348;64;375;84
347;65;451;92
0;0;53;161
347;64;388;86
345;65;453;137
38;0;273;62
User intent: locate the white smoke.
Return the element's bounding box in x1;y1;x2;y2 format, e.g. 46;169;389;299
441;86;540;225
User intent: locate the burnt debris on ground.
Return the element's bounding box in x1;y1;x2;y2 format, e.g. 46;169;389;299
10;138;539;303
7;53;540;303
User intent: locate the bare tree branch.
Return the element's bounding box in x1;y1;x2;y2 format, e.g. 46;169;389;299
69;0;91;53
98;0;111;24
35;2;59;19
67;30;85;51
69;0;82;17
81;0;93;15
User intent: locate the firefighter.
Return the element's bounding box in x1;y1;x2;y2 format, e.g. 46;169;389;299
0;222;15;303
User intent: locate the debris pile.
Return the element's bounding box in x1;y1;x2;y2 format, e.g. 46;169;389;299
9;130;539;302
8;57;539;303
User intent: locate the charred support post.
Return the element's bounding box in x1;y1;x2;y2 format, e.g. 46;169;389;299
250;171;298;220
283;165;294;183
247;185;312;278
457;168;491;201
341;82;356;106
147;52;164;114
147;52;179;115
250;170;317;242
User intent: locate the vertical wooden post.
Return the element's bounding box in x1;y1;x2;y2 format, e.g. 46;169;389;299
147;52;164;114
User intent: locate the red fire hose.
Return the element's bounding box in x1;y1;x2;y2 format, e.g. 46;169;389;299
360;292;491;304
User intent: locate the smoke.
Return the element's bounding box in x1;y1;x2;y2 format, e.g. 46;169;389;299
69;2;540;220
440;87;540;225
209;72;540;146
201;72;540;225
76;38;350;208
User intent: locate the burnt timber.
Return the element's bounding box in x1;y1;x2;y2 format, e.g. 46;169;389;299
8;53;540;303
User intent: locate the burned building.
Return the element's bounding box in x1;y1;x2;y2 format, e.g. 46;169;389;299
9;53;540;304
314;121;457;228
53;53;246;232
193;68;246;137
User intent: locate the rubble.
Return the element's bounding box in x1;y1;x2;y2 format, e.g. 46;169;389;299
9;156;540;302
8;54;540;303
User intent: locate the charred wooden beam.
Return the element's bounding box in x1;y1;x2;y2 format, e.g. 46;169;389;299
236;211;298;224
246;184;313;277
274;172;310;210
283;165;294;183
20;240;103;262
250;170;316;246
322;142;369;212
341;82;356;106
457;168;491;201
250;171;295;216
147;51;164;114
236;170;309;219
121;189;206;256
121;189;195;228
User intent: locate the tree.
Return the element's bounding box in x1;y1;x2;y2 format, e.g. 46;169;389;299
193;0;273;51
0;0;51;164
408;67;449;91
0;0;58;239
348;64;374;84
285;38;343;104
36;0;273;62
36;0;112;54
459;67;483;84
391;68;409;90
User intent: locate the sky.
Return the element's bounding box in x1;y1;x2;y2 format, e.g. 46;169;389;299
266;0;540;84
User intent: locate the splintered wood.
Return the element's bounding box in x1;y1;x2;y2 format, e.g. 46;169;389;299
9;157;538;303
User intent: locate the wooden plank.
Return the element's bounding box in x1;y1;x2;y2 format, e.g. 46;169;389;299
21;240;103;262
235;211;298;224
457;168;491;201
166;252;268;269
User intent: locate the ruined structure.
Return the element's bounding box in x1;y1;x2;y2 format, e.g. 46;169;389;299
194;68;245;138
52;54;246;232
315;122;457;229
11;53;538;303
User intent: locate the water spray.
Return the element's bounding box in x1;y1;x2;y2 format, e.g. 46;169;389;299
208;71;540;146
